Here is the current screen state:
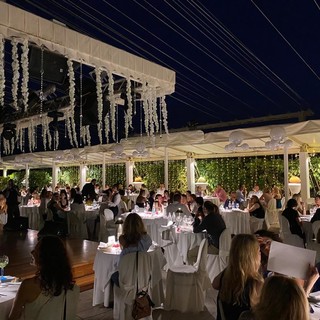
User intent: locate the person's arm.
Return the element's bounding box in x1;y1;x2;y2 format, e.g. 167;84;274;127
212;271;223;290
9;278;39;320
193;216;207;233
54;201;65;212
304;265;319;296
248;203;259;213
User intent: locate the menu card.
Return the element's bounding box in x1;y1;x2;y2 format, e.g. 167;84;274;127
267;241;316;280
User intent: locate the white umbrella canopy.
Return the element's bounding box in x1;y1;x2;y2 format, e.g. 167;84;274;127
1;119;320;169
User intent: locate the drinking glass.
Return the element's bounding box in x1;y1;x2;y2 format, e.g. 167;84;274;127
0;255;9;281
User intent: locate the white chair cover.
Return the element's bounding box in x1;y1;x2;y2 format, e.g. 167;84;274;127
312;221;320;239
206;228;232;282
0;213;7;225
113;252;153;320
249;216;264;234
99;209;116;242
164;238;211;313
68;203;88;239
279;214;304;248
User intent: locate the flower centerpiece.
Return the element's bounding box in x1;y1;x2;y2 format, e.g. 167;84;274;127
195;176;208;189
288;176;301;194
133;176;143;191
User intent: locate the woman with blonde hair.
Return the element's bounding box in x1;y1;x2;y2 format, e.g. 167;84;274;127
212;234;263;320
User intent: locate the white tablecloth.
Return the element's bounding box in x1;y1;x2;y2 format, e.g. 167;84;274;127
203;196;220;206
93;246;165;307
172;226;206;264
0;283;21;320
220;209;250;235
19;205;40;230
122;212;167;245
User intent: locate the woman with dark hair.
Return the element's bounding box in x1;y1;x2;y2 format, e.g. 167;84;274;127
193;196;204;219
119;213;152;256
282;198;304;239
69;188;78;204
60;189;69;209
9;236;79;320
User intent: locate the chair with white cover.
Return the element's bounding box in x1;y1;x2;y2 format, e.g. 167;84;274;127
249;216;264;234
68;204;88;239
99;209;116;242
279;213;304;248
164;238;211;313
312;221;320;240
113;252;153;320
206;228;232;282
265;199;280;233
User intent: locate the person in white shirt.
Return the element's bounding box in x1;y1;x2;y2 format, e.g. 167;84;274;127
156;183;166;196
247;184;263;200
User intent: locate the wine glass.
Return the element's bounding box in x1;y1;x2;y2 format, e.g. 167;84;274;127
0;255;9;281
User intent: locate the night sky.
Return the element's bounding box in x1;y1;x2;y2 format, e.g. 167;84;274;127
5;0;320;131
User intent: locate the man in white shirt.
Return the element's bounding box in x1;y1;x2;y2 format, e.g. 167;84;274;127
156;183;166;196
247;184;263;199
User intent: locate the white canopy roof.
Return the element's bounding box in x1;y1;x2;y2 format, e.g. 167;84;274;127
2;120;320;169
0;1;175;94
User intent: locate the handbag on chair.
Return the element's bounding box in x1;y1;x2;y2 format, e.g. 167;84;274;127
132;251;154;320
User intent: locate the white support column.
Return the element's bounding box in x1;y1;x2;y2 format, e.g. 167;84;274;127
186;153;195;194
164;147;169;190
3;168;7;177
102;154;106;189
25;164;30;190
52;163;59;190
284;146;289;203
299;149;310;202
80;163;87;189
126;159;134;187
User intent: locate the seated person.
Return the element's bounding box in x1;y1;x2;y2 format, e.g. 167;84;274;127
247;184;263;199
272;186;282;209
224;191;241;209
292;193;306;216
188;201;226;264
212;184;227;203
247;195;265;219
136;189;147;208
47;192;67;222
166;193;190;216
9;236;79;320
282;198;304;239
311;208;320;223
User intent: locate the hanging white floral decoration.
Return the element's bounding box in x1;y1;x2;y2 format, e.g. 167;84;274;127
96;67;103;144
141;82;149;136
67;58;78;147
106;70;116;141
0;35;5;107
150;87;158;136
21;38;29;112
124;76;133;139
65;110;74;151
160;95;169;134
104;113;110;144
11;38;20;111
54;129;59;150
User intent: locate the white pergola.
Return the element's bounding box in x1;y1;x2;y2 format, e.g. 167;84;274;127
1;119;320;204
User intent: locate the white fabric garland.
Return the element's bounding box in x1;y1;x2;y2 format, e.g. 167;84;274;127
106;70;116;141
54;129;59;150
161;96;169;134
66;110;74;149
11;39;20;111
0;35;5;107
67;58;78;147
21;39;29;112
125;76;133;139
96;67;103;144
104;114;110;144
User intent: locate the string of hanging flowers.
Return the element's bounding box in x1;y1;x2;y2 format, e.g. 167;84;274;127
21;38;29;112
160;95;169;134
96;67;103;144
141;82;150;136
11;38;19;111
67;58;78;147
125;76;133;139
106;70;116;141
0;35;5;107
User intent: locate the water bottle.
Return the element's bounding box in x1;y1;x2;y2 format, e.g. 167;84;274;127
228;201;232;210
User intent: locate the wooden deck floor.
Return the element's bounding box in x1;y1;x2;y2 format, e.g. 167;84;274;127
0;228;98;291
